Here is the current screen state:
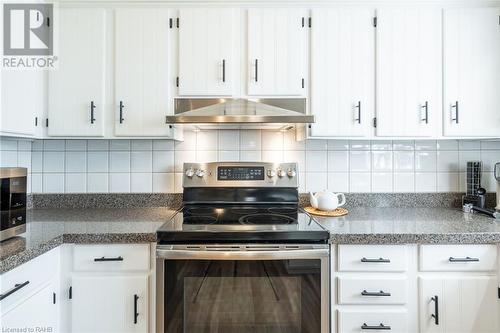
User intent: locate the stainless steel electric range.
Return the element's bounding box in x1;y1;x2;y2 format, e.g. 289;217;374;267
156;162;330;333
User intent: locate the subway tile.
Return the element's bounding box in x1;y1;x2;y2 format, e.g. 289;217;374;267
480;150;500;171
437;151;459;172
87;140;109;151
43;173;65;193
43;140;65;151
31;173;42;193
153;173;174;193
415;140;436;151
17;151;31;173
153;151;174;173
458;140;480;150
262;150;284;163
109;173;130;193
306;151;327;172
174;173;183;193
284;150;305;173
437;172;459;192
305;172;328;192
240;130;261;150
298;172;306;193
480;172;497;193
372;151;393;172
415;173;437;192
350;151;371;172
65;173;87;193
109;151;130;173
196;150;218;163
0;151;17;167
175;130;197;151
196;131;218;150
65;140;87;151
153;139;174;151
262;131;284;151
350;140;370;151
458;151;481;172
306;140;328;151
284;131;305;150
110;140;130;151
437;140;458;151
349;173;371;193
393;173;415;193
219;130;240;150
371;140;392;151
32;140;43;151
219;150;240;162
87;152;108;173
18;140;32;151
131;173;153;193
131;151;152;172
328;151;349;172
65;152;87;173
240;151;261;162
372;173;393;192
43;152;65;173
392;140;414;151
87;173;109;193
480;140;500;150
327;140;349;151
131;140;152;151
0;139;18;150
415;151;437;172
31;151;42;172
327;173;349;192
174;150;195;172
393;151;414;172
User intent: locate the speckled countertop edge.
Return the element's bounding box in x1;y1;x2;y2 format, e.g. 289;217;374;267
329;233;500;244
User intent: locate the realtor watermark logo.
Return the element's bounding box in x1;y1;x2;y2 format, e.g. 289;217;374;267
2;3;58;69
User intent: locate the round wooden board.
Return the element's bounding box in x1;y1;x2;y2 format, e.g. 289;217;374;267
304;206;349;217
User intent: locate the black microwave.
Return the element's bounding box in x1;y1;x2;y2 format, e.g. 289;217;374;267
1;167;27;241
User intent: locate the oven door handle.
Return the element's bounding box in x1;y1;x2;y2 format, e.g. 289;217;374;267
156;248;329;260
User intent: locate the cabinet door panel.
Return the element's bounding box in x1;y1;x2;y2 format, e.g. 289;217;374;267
178;8;234;96
115;9;172;136
419;276;499;333
48;8;106;137
72;274;148;333
376;8;441;137
310;8;374;137
247;9;305;96
443;8;500;137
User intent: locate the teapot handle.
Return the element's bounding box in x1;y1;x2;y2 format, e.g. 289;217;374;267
336;193;346;207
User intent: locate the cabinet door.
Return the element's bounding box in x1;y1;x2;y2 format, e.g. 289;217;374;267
48;8;106;137
71;274;148;333
443;8;500;137
310;8;374;137
419;276;498;333
1;282;58;332
178;9;235;96
115;9;172;137
1;71;44;137
247;9;306;96
376;8;441;137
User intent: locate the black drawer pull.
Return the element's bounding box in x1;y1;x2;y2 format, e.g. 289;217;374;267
449;256;479;262
94;256;124;262
0;281;30;301
361;290;391;297
134;294;139;324
119;101;125;124
90;101;96;124
361;323;391;330
431;295;439;325
361;257;391;263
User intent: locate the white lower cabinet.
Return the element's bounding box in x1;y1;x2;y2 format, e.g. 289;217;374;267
338;310;408;332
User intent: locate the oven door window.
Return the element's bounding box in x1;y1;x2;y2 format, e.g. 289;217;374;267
163;259;321;333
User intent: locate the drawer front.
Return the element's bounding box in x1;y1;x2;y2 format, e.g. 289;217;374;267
0;248;59;314
73;244;150;272
338;310;408;333
338;245;407;272
420;245;497;272
338;277;407;305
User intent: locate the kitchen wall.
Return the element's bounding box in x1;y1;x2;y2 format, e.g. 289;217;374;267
1;131;499;194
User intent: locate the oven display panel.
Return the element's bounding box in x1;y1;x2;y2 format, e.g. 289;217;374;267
217;166;265;181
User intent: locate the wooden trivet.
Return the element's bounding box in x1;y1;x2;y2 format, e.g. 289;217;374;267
304;206;349;217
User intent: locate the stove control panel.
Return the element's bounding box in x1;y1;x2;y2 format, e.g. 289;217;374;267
183;162;298;188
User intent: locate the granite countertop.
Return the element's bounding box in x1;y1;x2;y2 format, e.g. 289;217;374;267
2;207;500;274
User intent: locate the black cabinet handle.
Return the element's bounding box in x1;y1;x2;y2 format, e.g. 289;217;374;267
421;101;429;124
361;290;391;297
133;294;139;324
361;257;391;263
255;59;258;82
451;101;459;123
355;101;361;124
222;59;226;83
119;101;125;124
90;101;96;124
449;256;479;262
94;256;124;262
0;281;30;301
431;295;439;325
361;323;391;330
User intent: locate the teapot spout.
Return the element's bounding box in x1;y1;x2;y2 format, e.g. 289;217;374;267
309;191;318;208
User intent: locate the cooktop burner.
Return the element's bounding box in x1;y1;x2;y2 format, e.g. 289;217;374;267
239;213;297;225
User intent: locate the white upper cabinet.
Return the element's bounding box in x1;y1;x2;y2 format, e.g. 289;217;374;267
247;9;306;96
376;8;442;137
48;8;106;137
115;9;172;137
1;70;45;137
309;8;375;137
178;9;235;96
443;8;500;137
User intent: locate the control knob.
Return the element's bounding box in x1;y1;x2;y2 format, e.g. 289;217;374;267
195;169;205;178
266;169;276;178
277;169;286;178
185;168;195;178
287;168;297;178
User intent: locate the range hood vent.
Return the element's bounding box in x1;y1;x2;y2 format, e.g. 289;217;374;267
166;98;314;129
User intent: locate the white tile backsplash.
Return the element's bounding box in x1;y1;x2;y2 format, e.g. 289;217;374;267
2;136;499;194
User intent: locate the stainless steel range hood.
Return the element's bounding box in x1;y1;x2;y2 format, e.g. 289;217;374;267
166;98;314;130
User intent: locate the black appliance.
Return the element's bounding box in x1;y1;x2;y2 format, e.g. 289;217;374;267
156;162;330;333
1;167;27;241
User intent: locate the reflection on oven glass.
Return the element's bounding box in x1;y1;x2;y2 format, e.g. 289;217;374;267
164;260;321;333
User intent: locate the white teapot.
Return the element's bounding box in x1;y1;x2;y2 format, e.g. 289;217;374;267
309;190;346;212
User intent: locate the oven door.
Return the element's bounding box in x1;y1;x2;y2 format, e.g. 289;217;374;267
156;244;329;333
